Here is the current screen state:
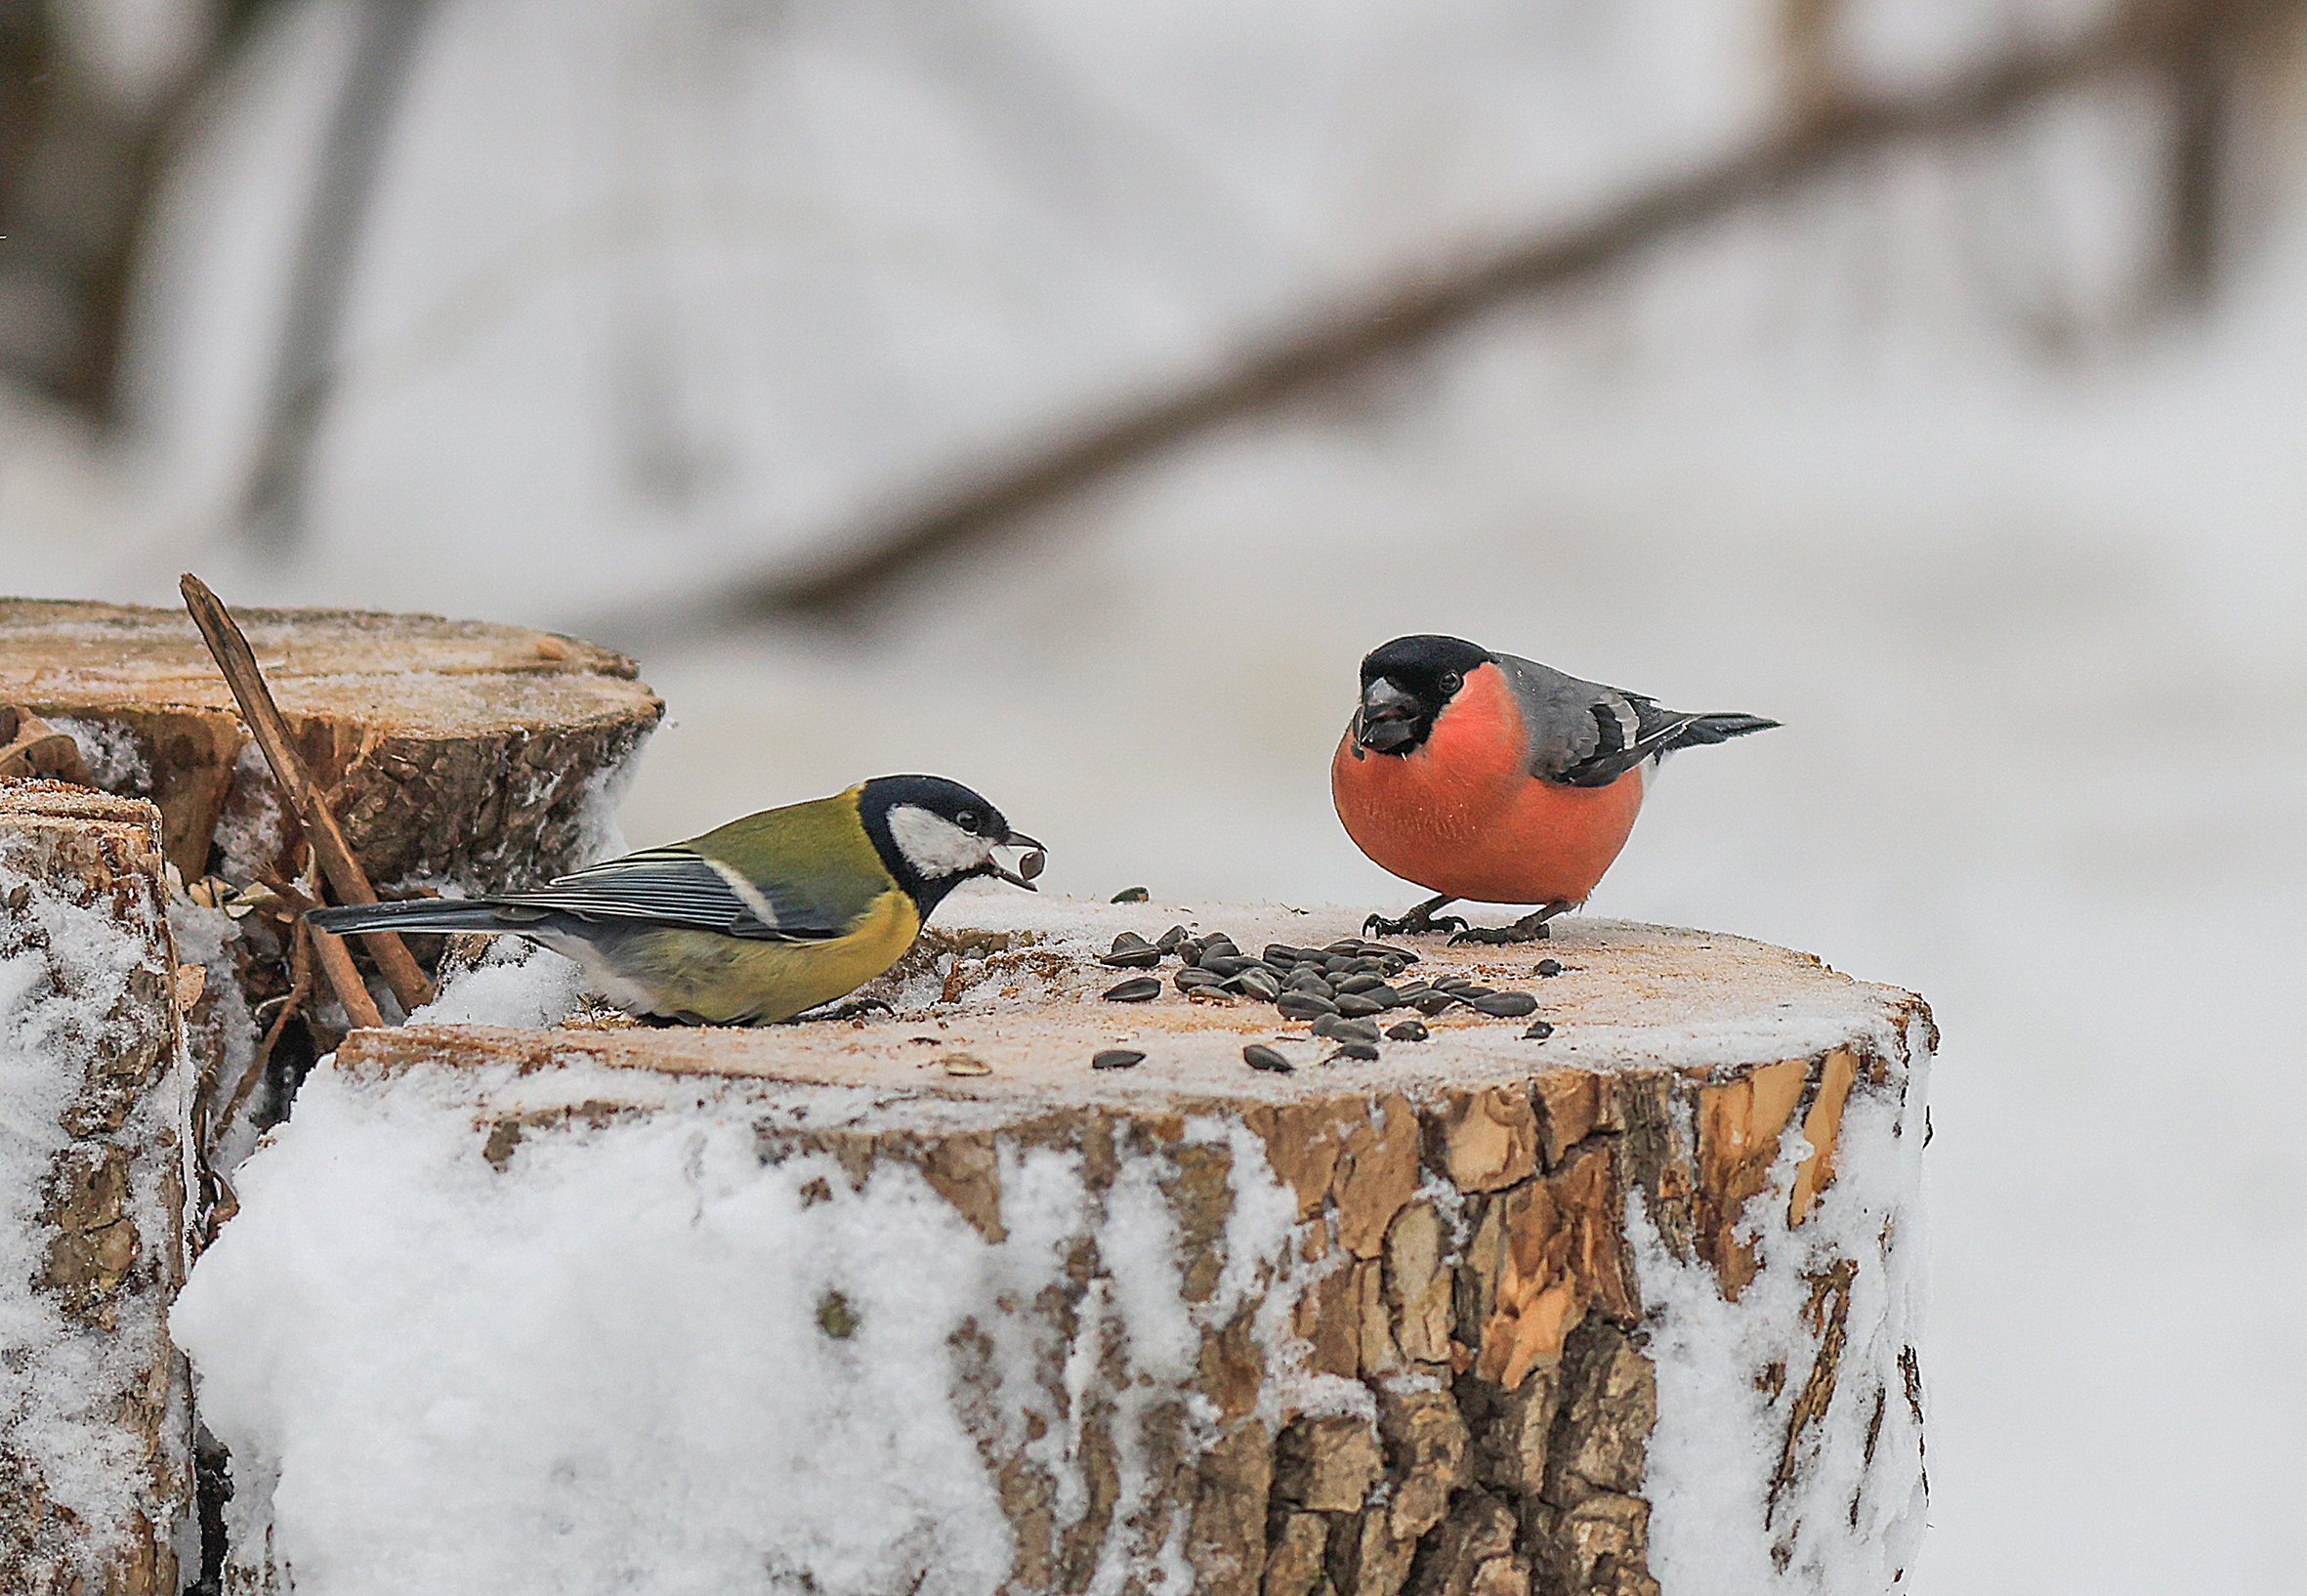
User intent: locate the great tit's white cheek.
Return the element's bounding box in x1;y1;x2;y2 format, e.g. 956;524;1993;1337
888;804;993;879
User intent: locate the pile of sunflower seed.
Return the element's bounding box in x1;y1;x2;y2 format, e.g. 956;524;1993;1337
1096;929;1551;1071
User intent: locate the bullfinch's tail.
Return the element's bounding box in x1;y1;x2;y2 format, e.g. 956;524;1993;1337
1666;713;1780;749
306;898;541;936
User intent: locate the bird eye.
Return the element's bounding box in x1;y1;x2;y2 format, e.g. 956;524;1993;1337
1439;671;1462;693
955;810;981;832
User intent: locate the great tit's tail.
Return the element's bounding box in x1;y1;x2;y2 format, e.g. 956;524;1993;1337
306;898;545;937
1665;713;1780;750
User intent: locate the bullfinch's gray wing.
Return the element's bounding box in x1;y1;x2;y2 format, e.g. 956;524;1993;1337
306;849;855;942
1492;652;1779;789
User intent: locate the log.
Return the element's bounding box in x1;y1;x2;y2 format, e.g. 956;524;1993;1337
0;598;663;889
0;778;195;1595
173;902;1933;1595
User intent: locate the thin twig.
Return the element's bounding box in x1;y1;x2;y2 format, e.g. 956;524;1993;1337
222;917;316;1137
262;871;386;1030
180;572;435;1010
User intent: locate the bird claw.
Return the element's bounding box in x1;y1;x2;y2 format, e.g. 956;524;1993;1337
818;997;895;1023
1363;908;1469;939
1447;904;1571;945
1447;922;1548;945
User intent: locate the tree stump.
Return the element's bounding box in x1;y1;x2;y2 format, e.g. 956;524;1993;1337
174;901;1932;1596
0;598;663;888
0;779;196;1596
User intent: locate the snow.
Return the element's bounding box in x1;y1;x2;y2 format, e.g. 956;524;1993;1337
0;856;188;1581
172;1051;1321;1596
1636;1020;1933;1593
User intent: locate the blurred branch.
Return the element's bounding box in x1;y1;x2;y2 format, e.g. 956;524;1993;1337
240;0;438;553
739;0;2291;622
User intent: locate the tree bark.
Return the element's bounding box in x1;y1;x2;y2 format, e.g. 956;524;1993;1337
0;597;662;889
208;909;1930;1594
0;779;195;1595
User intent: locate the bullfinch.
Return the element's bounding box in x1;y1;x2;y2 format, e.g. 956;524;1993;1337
1331;635;1776;942
306;775;1044;1024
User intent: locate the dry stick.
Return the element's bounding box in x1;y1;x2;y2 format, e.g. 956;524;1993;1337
263;871;386;1030
179;572;435;1011
223;917;318;1135
734;1;2228;620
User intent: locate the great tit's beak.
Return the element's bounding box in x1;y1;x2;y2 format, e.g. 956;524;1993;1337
1356;679;1419;752
988;831;1046;890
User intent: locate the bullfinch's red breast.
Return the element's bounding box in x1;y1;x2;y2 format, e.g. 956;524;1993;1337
1331;635;1777;942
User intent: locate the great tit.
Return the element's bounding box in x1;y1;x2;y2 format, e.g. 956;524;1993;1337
305;775;1044;1025
1331;635;1777;943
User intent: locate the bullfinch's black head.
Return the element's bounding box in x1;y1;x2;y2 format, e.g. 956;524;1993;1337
859;775;1046;911
1353;635;1494;755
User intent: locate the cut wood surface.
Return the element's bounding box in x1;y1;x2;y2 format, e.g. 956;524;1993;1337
0;779;193;1596
220;901;1933;1595
0;598;662;888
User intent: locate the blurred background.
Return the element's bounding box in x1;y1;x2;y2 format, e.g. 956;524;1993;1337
4;0;2304;1587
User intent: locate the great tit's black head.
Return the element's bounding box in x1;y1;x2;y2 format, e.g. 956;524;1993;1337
859;775;1046;910
1353;634;1492;755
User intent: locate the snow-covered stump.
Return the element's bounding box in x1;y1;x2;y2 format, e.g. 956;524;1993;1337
0;597;662;890
1;779;195;1594
173;906;1931;1596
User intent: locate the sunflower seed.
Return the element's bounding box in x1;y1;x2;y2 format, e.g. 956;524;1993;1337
1017;849;1047;880
1200;953;1257;977
1111;887;1150;903
1384;1019;1431;1042
942;1053;992;1076
1154;926;1193;953
1102;977;1161;1002
1091;1049;1145;1071
1243;1044;1293;1073
1534;959;1564;977
1100;934;1162;968
1410;991;1459;1016
1283;970;1335;995
1470;991;1538;1017
1175;968;1224;990
1276;990;1338;1020
1356;943;1417;963
1333;993;1385;1018
1226;967;1282;1001
1325;1042;1379;1064
1523;1020;1555;1040
1334;974;1387;994
1315;1017;1379;1045
1322;940;1363;956
1357;984;1403;1008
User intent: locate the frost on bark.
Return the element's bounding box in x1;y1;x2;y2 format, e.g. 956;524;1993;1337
0;780;194;1594
0;598;662;889
209;911;1930;1595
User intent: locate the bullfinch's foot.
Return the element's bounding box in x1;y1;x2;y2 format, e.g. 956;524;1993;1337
1363;894;1469;939
1447;903;1573;945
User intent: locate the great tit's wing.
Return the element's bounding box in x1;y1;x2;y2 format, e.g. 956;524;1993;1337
498;848;850;941
1492;652;1778;788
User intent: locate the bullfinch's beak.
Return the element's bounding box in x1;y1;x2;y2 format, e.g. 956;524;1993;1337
1356;679;1420;752
989;831;1046;890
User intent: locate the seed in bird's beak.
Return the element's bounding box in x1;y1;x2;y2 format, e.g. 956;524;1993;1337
1102;977;1161;1002
1092;1049;1145;1071
1242;1044;1293;1073
1016;848;1046;881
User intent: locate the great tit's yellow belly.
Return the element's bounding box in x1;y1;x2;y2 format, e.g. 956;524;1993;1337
577;889;923;1025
